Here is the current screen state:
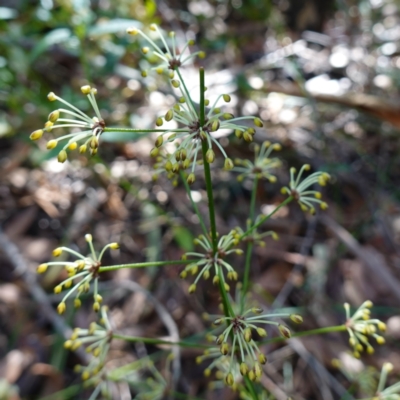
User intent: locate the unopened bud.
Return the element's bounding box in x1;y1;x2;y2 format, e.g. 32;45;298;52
30;130;43;141
57;150;67;163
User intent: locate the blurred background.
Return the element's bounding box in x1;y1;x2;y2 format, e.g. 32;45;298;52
1;0;400;399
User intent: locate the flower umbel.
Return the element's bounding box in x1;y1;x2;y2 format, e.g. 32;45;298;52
126;23;205;76
199;306;302;385
234;141;282;182
180;230;243;292
30;85;105;162
280;164;330;213
373;362;400;399
344;301;386;358
66;306;113;382
37;234;119;313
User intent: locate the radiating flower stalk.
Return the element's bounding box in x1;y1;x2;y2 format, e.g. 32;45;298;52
372;362;400;400
344;301;386;358
126;24;205;77
30;85;105;162
198;306;303;385
280;164;330;213
180;230;243;293
234;141;282;182
66;306;113;382
37;234;119;313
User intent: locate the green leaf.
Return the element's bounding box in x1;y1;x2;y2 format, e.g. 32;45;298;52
172;226;194;252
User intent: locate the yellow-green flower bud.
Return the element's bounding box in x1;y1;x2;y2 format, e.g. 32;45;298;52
256;327;267;337
210;120;220;132
206;148;215;163
142;46;150;54
223;113;234;120
46;140;57;149
156;67;164;74
171;79;180;88
273;143;282;151
243;131;253;142
44;121;53;132
244;327;252;342
52;248;62;257
47;92;56;101
30;129;43;141
165;160;173;172
155;117;163;127
141;70;148;78
188;284;196;294
204;368;211;377
90;137;99;149
278;324;291;338
68;142;77;150
150;148;159;158
126;27;138;35
48;110;60;122
74;298;82;308
213;275;220;285
81;85;91;95
64;340;72;349
37;263;48;273
220;342;229;355
81;371;90;381
179;270;187;279
57;150;67;163
165;109;173;121
205;99;210;106
290;314;303;324
187;173;195;184
225;372;234;386
57;302;66;314
79;144;87;153
93;301;100;312
235;129;243;138
254;363;262;377
216;334;224;344
224;158;234;170
223;94;231;102
240;362;249;376
248;370;255;381
85;234;92;242
178;96;186;103
320;202;328;210
258;353;267;364
110;242;119;249
254;118;263;127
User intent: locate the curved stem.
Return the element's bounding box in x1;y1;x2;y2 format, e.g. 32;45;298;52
103;127;188;133
241;196;293;239
241;175;258;311
99;259;190;272
112;333;210;349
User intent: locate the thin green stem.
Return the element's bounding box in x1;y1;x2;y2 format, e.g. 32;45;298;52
261;325;347;345
176;68;197;114
112;333;210;349
244;375;259;400
103;127;188;133
241;175;258;311
179;171;208;237
99;259;190;272
199;67;205;126
241;196;293;239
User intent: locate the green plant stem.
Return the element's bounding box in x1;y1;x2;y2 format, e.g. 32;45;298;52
262;324;347;345
241;176;258;311
241;196;293;239
244;375;259;400
99;259;190;273
113;333;210;349
199;67;205;126
180;171;208;237
103;127;188;133
176;67;196;113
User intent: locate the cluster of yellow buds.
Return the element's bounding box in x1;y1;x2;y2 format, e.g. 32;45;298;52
198;307;302;385
234;216;279;248
180;230;243;293
37;234;119;314
234;141;282;182
344;301;386;358
66;306;113;382
126;23;205;77
280;164;330;213
29;85;105;162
